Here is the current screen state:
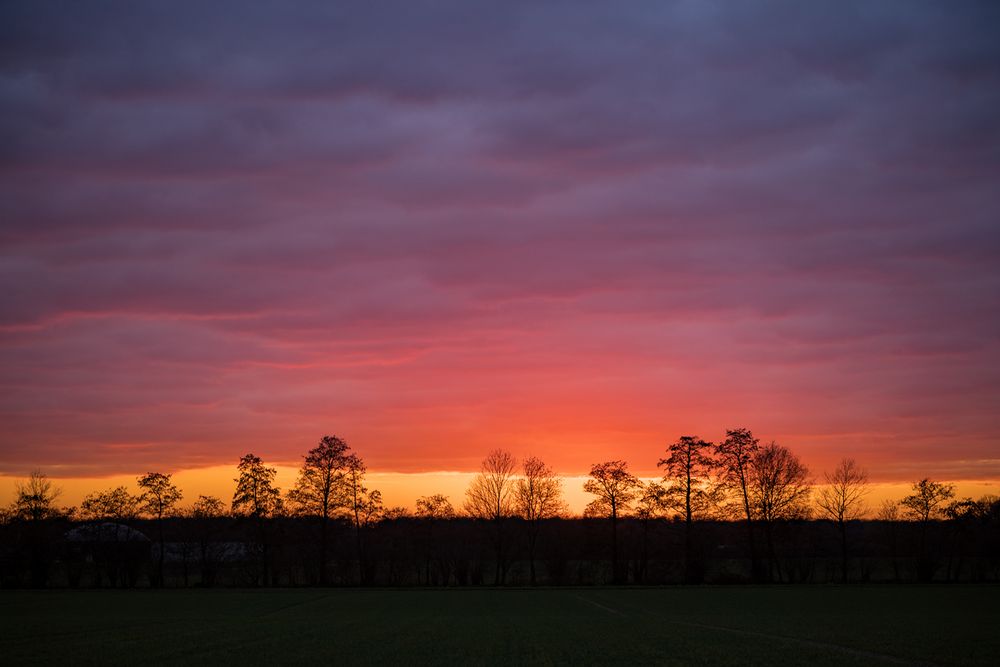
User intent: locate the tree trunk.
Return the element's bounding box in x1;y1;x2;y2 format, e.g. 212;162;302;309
745;519;761;582
528;525;538;586
738;477;761;582
611;510;620;584
355;523;365;586
258;518;270;587
493;517;503;586
157;516;165;588
839;520;849;583
319;516;328;586
764;522;782;583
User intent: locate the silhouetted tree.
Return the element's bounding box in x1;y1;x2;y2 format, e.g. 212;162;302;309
902;478;955;581
816;458;868;582
190;495;225;587
343;453;382;585
79;486;142;587
415;494;455;585
634;481;671;583
749;442;811;582
464;449;517;585
659;435;714;582
383;506;410;520
81;486;140;523
11;471;63;587
901;478;955;523
943;496;990;581
287;435;351;584
635;481;672;520
515;456;565;585
584;460;640;583
416;494;455;519
714;428;761;580
876;499;902;581
12;471;62;522
137;472;183;587
232;454;282;586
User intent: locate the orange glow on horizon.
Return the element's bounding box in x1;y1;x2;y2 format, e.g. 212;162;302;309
1;467;995;517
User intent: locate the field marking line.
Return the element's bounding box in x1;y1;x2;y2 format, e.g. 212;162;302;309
671;617;934;666
0;617;192;646
611;597;939;667
573;594;626;616
258;592;333;618
578;591;935;667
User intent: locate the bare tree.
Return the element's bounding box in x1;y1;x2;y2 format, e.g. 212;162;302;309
714;427;762;580
190;495;225;587
876;499;903;582
901;478;956;581
584;460;640;584
192;495;225;518
415;494;455;585
382;506;411;520
343;453;383;585
634;481;671;583
12;471;63;587
81;486;141;524
13;471;62;522
464;449;518;585
750;443;812;522
232;454;282;586
748;442;811;582
232;454;283;518
514;456;565;585
416;494;455;519
901;478;956;523
79;485;142;588
635;482;672;520
137;472;183;588
287;435;351;584
658;435;714;582
816;458;869;582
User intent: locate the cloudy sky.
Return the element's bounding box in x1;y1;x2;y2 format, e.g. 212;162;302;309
1;1;998;491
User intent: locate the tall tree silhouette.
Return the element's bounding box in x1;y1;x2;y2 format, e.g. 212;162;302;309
817;458;869;582
659;435;715;582
415;494;455;585
231;454;282;586
514;456;565;586
901;478;956;523
12;471;62;587
876;499;903;582
343;453;382;585
137;472;183;588
714;428;762;580
13;471;62;522
634;481;671;583
584;460;640;584
464;449;517;585
902;478;955;581
79;486;142;587
748;442;811;582
190;495;225;587
287;435;351;585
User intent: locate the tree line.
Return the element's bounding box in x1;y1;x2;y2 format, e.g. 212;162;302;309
2;429;998;588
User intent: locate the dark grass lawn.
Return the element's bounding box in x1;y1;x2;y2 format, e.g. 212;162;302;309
2;586;996;666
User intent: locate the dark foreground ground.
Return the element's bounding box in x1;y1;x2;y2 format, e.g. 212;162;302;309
2;586;996;666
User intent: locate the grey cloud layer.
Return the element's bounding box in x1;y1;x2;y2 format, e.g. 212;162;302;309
1;1;998;474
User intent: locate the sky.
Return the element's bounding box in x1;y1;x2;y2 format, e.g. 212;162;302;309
1;1;999;511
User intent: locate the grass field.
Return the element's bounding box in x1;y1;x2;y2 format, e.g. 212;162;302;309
2;586;997;666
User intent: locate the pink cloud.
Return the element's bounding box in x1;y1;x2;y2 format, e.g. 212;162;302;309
1;1;998;483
